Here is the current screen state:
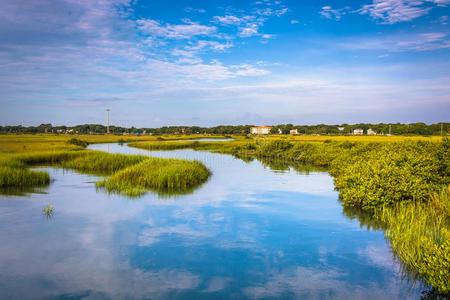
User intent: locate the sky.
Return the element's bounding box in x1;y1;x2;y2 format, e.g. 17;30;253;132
0;0;449;127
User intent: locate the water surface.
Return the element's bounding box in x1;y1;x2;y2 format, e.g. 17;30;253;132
0;143;423;299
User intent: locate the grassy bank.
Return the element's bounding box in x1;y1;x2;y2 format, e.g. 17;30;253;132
344;187;450;294
128;139;248;153
0;134;231;153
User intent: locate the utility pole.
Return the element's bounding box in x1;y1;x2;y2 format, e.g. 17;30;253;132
389;124;391;136
441;122;444;137
106;108;110;134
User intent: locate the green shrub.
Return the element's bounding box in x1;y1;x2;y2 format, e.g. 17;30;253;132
66;138;89;148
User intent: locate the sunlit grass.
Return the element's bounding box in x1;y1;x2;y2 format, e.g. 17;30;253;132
129;140;247;154
96;157;211;196
373;186;450;293
0;165;50;188
268;134;444;142
0;137;212;196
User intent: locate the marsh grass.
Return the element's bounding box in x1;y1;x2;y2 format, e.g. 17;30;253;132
42;204;54;219
0;149;211;197
59;152;147;175
343;186;450;294
96;157;211;197
0;166;50;188
377;187;450;294
0;155;50;189
129;139;246;154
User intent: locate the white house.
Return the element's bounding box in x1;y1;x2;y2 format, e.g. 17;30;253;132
353;128;364;135
250;126;272;134
367;128;377;135
337;127;345;131
290;129;298;134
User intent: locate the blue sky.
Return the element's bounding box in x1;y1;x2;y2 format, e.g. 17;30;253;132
0;0;449;127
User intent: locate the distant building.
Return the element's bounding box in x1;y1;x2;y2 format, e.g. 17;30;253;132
367;128;377;135
250;126;272;134
353;128;364;135
278;128;283;134
337;127;345;131
290;129;298;134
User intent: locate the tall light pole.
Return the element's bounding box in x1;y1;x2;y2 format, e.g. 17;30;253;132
106;108;110;134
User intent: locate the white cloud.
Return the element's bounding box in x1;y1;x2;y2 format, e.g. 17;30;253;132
359;0;431;23
137;19;217;39
261;34;275;39
320;6;351;21
290;20;300;24
239;24;260;37
171;49;197;57
321;0;449;24
358;0;449;24
186;40;233;51
232;64;271;76
254;7;289;17
212;1;288;41
213;15;247;25
184;7;206;13
339;32;450;51
176;57;203;65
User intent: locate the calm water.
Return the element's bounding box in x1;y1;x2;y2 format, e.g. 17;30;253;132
0;143;423;299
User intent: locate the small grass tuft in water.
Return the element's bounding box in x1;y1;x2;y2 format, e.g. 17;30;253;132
42;204;54;219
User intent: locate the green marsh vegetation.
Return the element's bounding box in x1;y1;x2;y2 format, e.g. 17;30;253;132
0;135;211;197
129;136;248;154
1;133;448;292
134;136;449;293
66;138;89;148
96;157;210;197
231;138;450;294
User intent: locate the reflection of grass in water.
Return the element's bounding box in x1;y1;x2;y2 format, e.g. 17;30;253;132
42;204;54;219
342;187;450;295
0;186;49;196
256;156;328;174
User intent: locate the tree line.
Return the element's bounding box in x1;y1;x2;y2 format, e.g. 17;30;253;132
0;122;447;136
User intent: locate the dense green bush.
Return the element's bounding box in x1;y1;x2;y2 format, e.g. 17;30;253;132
66;138;89;148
